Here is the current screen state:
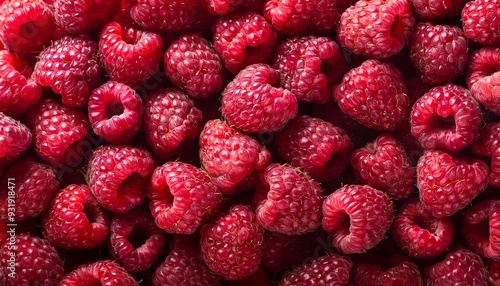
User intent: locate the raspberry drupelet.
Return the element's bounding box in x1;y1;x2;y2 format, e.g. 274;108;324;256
130;0;197;33
59;260;138;285
462;0;500;45
53;0;120;34
462;200;500;259
0;112;32;162
467;46;500;115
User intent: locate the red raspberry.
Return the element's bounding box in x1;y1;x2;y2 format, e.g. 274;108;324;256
322;185;394;254
212;12;278;74
164;33;223;98
272;36;347;104
278;253;353;286
33;36;100;108
0;113;31;162
200;204;265;280
199;119;271;194
253;163;324;235
86;145;155;213
221;64;298;133
462;0;500;45
148;161;223;234
467;46;500;115
53;0;120;34
88;81;144;144
25;97;89;165
59;260;138;286
108;208;166;273
392;198;453;259
338;0;414;58
0;234;65;285
264;0;340;36
143;88;203;159
333;59;409;131
417;150;489;218
462;200;500;259
471;123;500;186
490;259;500;285
354;254;423;286
426;248;489;286
99;22;163;88
204;0;245;14
409;0;466;19
0;51;41;116
410;84;482;151
275;115;353;182
130;0;197;32
43;184;110;250
409;23;469;86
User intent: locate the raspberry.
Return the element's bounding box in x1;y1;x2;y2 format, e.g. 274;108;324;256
410;84;482;151
199;119;271;194
0;234;65;285
212;12;278;74
0;0;56;55
351;134;415;200
490;259;500;285
200;204;265;280
409;0;466;19
253;163;324;235
322;185;394;254
471;123;500;186
417;150;489;218
426;248;489;286
272;36;348;104
164;33;223;98
392;198;453;259
99;22;163;88
462;0;500;45
88;81;144;144
59;260;138;285
275;115;353;182
0;51;42;116
86;145;155;213
264;0;340;36
143;88;203;159
333;59;409;131
0;113;32;162
33;35;100;108
221;64;298;133
467;46;500;115
337;0;414;58
130;0;197;32
354;254;423;286
43;184;109;250
409;23;469;86
462;200;500;259
108;208;166;273
278;253;353;286
148;161;223;234
204;0;245;14
53;0;120;34
25;97;89;165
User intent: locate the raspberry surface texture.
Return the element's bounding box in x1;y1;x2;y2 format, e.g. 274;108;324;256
467;46;500;115
130;0;197;32
54;0;120;34
59;260;138;286
471;122;500;186
354;255;423;286
0;112;32;162
462;200;500;259
462;0;500;45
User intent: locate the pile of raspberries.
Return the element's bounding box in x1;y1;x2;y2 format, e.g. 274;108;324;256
0;0;500;285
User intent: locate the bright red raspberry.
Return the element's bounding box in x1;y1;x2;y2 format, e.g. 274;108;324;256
164;33;223;98
417;150;489;218
221;64;298;133
130;0;197;32
275;115;353;182
143;88;203;159
322;185;394;254
199;119;271;194
253;163;324;235
333;59;409;131
200;204;265;280
351;134;415;200
59;260;138;286
338;0;414;58
212;12;278;74
272;36;347;104
409;23;469;86
33;36;100;108
426;248;489;286
86;145;155;213
278;253;353;286
99;22;163;88
467;46;500;115
108;208;166;273
463;200;500;259
354;254;423;286
204;0;245;14
392;198;453;259
409;0;466;19
43;184;110;250
264;0;340;36
471;123;500;186
88;81;144;144
0;234;65;285
25;97;89;165
462;0;500;45
54;0;120;34
0;51;41;116
0;113;31;162
410;84;482;151
148;161;223;234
